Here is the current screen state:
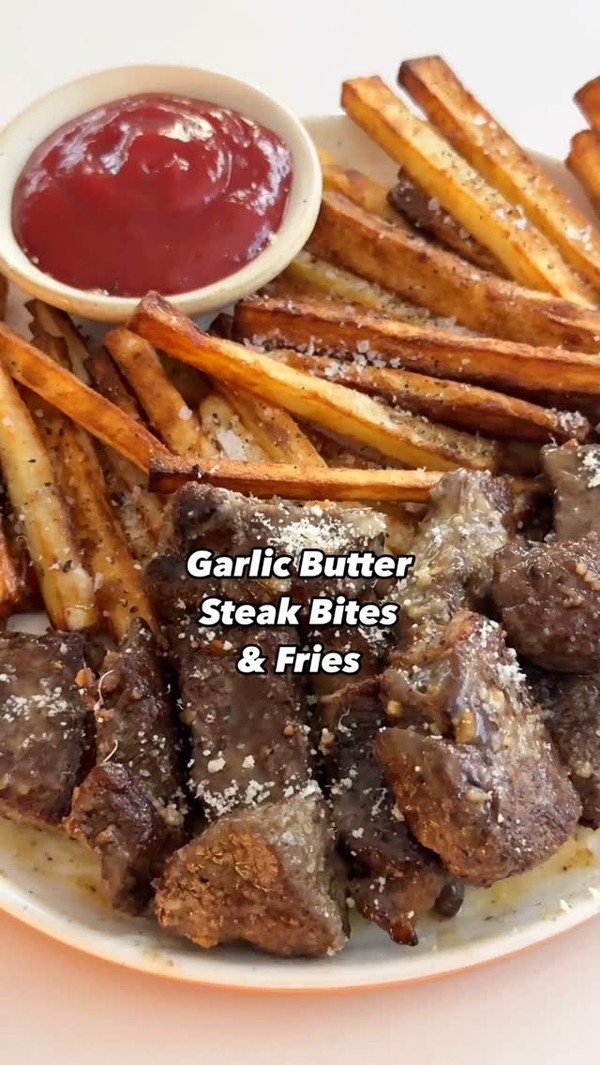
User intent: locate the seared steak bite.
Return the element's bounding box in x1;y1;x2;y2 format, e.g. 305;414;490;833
320;679;461;945
146;484;351;956
145;482;387;622
531;669;600;828
543;442;600;541
155;793;348;957
395;470;515;633
0;631;91;826
67;763;183;913
377;611;581;886
67;621;186;914
493;533;600;673
311;470;514;941
171;620;312;819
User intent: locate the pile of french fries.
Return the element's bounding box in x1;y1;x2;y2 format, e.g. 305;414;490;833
568;75;600;219
0;55;600;637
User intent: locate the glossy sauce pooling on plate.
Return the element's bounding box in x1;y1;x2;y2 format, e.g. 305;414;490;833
11;93;293;296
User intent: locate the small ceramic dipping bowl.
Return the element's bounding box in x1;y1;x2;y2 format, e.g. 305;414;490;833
0;65;322;322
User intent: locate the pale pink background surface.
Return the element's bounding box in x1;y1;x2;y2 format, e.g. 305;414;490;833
2;0;600;1059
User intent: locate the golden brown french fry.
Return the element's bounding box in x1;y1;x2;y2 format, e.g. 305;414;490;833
46;416;157;639
0;323;167;471
399;57;600;295
149;452;443;501
149;453;540;501
130;294;500;472
279;252;432;322
303;429;388;470
234;293;600;400
28;330;158;633
87;347;145;421
0;364;96;630
575;76;600;133
105;327;213;460
223;386;327;465
308;192;600;352
27;300;92;382
160;354;211;408
198;391;262;460
388;173;507;275
86;347;164;563
319;154;405;225
265;348;590;443
341;76;595;304
0;507;21;618
0;276;7;321
567;131;600;218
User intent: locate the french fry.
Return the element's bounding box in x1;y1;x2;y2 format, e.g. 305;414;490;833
0;322;167;471
341;76;595;304
278;252;433;323
222;386;327;465
234;293;600;401
399;56;600;296
575;76;600;133
160;354;211;408
86;348;164;563
28;329;158;636
44;415;157;639
308;192;600;352
264;348;590;443
1;502;40;613
86;347;145;421
106;327;213;459
0;507;21;618
28;300;92;382
0;362;96;630
129;294;500;472
388;173;507;275
33;319;163;564
199;391;264;460
567;131;600;218
149;452;442;502
0;276;7;321
319;152;403;225
149;453;540;502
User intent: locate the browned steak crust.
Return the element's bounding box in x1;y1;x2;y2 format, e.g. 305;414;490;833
543;443;600;541
67;621;186;914
531;669;600;828
171;621;312;818
493;533;600;672
0;631;90;826
377;612;580;886
320;679;460;944
155;794;348;957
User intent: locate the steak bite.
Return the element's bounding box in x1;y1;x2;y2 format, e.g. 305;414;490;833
146;484;350;955
395;470;515;633
155;793;348;957
377;611;581;886
320;679;462;945
543;442;600;541
171;620;312;819
531;669;600;828
67;621;187;914
145;482;387;622
0;631;91;826
493;533;600;672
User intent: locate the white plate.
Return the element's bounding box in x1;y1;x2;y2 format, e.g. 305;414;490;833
0;115;599;993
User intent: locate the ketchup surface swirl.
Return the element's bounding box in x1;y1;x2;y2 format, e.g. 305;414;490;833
12;93;293;296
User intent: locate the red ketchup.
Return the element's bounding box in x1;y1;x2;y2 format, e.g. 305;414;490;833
12;94;292;296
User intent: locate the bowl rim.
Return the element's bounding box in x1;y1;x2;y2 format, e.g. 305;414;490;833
0;64;322;322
